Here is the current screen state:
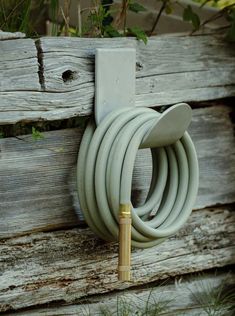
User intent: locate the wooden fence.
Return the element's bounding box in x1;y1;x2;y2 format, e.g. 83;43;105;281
0;32;235;315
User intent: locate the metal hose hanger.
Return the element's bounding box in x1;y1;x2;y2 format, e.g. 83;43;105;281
77;48;199;281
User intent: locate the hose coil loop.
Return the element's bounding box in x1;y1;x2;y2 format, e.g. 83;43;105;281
77;107;199;248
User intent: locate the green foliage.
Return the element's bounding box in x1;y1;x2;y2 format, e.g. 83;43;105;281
0;0;31;34
18;0;31;34
0;117;88;139
193;0;235;9
0;0;46;36
81;1;148;42
78;273;235;316
183;5;201;31
104;24;122;37
128;2;147;13
190;274;235;316
49;0;59;36
31;127;44;141
0;132;4;139
190;1;235;39
139;289;173;316
98;292;171;316
128;26;148;44
86;4;109;37
0;1;234;47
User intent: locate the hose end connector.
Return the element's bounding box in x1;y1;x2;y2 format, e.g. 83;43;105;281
118;203;132;281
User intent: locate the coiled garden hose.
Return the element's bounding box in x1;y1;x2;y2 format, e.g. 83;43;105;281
77;106;199;279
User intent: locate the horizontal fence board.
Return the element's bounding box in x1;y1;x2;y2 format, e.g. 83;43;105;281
7;272;235;316
0;31;25;40
0;206;234;312
0;105;234;239
0;34;235;124
0;38;39;91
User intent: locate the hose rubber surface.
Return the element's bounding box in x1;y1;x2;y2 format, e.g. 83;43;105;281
77;107;199;248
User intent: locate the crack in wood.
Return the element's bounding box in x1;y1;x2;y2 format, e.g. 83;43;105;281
34;39;45;91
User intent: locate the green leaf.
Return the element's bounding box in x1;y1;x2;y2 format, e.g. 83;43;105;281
191;13;200;30
68;27;78;36
183;5;200;30
104;25;122;37
128;2;147;13
32;127;44;141
183;5;192;21
128;26;148;44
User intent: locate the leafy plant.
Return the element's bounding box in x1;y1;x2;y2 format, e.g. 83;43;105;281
32;126;44;141
186;1;235;39
86;2;116;37
183;5;201;31
128;26;148;43
46;1;148;42
128;2;146;14
115;0;148;38
1;0;234;42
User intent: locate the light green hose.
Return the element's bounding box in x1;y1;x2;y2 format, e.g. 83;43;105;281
77;107;199;248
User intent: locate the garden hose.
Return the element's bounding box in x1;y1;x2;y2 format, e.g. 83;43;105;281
77;106;199;280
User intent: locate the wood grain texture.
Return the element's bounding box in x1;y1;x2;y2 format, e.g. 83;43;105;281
0;31;25;40
0;206;234;312
6;272;235;316
1;34;235;124
0;38;39;92
0;105;234;239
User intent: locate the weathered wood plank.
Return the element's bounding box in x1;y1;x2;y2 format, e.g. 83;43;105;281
0;206;234;312
1;34;235;124
0;31;25;40
0;38;39;92
7;272;234;315
0;127;81;238
0;105;234;239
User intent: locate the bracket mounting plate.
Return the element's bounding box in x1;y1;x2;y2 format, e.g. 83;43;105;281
95;48;136;125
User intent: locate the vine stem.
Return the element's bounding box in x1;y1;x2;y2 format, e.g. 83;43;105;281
190;3;235;35
149;1;167;36
61;0;70;36
114;0;129;35
77;0;82;36
120;0;129;35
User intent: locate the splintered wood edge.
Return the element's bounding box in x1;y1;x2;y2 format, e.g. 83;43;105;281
7;272;235;316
